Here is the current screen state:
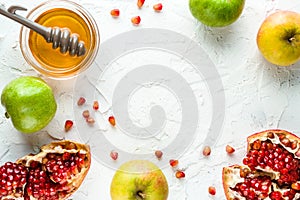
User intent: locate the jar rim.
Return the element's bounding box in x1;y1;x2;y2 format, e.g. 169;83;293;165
19;0;100;79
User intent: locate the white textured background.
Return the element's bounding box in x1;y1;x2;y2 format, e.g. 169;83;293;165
1;0;300;199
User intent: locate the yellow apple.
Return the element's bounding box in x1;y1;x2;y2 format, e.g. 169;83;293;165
257;10;300;66
110;160;169;200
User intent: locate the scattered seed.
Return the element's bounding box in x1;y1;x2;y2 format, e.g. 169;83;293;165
153;3;163;12
110;150;118;160
108;116;116;126
93;101;99;110
155;150;163;159
110;9;120;17
82;110;90;119
131;16;141;25
175;171;185;179
169;159;178;167
64;120;73;132
86;117;95;124
137;0;145;8
202;146;211;156
208;186;216;195
77;97;86;106
226;145;235;154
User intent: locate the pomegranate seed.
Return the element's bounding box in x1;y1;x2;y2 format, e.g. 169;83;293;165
291;182;300;190
155;150;163;159
108;116;116;126
137;0;145;8
77;97;86;106
175;171;185;179
82;110;90;118
267;131;275;139
93;101;99;110
64;120;73;132
110;150;118;160
131;16;141;25
169;159;178;167
208;186;216;195
86;117;95;124
110;9;120;17
202;146;211;156
153;3;163;12
226;145;235;154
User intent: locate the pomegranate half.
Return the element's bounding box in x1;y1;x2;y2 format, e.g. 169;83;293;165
0;140;91;200
223;129;300;200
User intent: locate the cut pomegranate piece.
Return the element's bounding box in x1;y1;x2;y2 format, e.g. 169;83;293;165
0;140;91;200
222;130;300;200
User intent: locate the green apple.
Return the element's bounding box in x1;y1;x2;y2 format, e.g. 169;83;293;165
257;10;300;66
1;76;57;133
110;160;169;200
189;0;245;27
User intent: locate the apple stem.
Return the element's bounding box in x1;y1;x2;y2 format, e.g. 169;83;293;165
137;191;146;199
289;37;295;43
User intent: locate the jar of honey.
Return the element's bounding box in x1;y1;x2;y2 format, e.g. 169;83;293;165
20;0;100;79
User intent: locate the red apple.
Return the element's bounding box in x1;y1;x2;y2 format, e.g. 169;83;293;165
257;10;300;66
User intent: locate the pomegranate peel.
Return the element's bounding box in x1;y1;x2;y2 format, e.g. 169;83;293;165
223;129;300;200
0;140;91;200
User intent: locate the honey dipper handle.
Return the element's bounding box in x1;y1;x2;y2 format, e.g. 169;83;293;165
0;5;86;57
0;5;51;40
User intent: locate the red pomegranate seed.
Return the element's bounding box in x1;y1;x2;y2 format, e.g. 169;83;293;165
131;16;141;25
155;150;163;159
153;3;163;12
108;116;116;126
77;97;86;106
64;120;73;132
208;186;216;195
93;101;99;110
202;146;211;156
226;145;235;154
110;150;118;160
292;182;300;190
82;110;90;118
175;171;185;179
86;117;95;124
110;9;120;17
137;0;145;8
169;159;178;167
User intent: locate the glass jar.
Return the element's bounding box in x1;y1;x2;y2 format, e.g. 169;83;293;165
20;0;100;79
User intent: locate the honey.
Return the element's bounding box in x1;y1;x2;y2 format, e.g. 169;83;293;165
29;8;90;71
20;0;99;79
